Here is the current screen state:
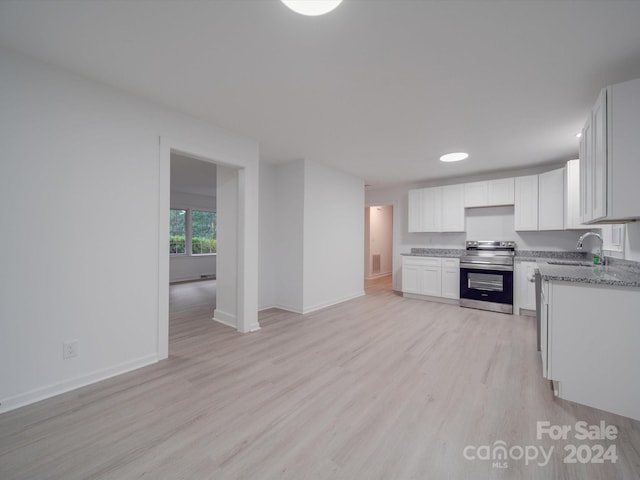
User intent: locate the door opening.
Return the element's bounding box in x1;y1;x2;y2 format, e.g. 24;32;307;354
364;204;394;291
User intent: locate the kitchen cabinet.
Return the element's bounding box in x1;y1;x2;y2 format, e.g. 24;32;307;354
441;258;460;300
407;185;463;233
407;189;423;233
564;159;590;230
538;168;565;230
441;185;465;232
514;175;538;231
515;261;537;314
541;280;640;420
402;256;442;297
580;78;640;223
464;178;514;208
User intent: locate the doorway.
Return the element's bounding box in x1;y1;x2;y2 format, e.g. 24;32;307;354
364;204;393;292
158;136;260;360
168;153;218;347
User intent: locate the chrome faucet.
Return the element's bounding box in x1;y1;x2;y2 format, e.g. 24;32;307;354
576;232;606;265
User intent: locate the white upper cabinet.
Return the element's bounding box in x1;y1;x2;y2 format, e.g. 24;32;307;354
441;184;465;232
514;175;539;231
421;187;443;232
463;181;487;207
407;185;464;233
581;78;640;223
464;178;514;207
538;168;565;231
565;159;590;230
488;177;515;205
407;188;423;233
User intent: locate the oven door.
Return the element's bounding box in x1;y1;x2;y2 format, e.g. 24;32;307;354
459;264;514;314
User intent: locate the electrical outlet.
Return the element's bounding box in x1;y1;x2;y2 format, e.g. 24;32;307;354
63;340;78;359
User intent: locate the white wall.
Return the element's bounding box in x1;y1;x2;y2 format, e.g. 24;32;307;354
259;162;277;310
273;160;305;312
303;160;365;312
0;47;259;413
625;222;640;262
169;191;216;283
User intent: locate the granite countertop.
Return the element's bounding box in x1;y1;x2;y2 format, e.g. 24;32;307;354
404;248;640;287
536;261;640;287
401;248;464;258
519;253;640;288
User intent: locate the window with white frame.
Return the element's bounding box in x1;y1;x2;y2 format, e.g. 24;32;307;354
170;208;216;255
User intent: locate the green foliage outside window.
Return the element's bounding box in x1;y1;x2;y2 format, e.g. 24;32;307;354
170;209;186;254
192;210;217;254
169;208;216;254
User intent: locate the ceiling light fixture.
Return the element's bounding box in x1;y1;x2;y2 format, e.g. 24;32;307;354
576;132;583;138
440;152;469;163
281;0;343;16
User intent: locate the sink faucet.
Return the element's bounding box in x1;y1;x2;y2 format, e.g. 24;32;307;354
576;232;606;265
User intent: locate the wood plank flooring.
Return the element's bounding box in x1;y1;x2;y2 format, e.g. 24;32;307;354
1;275;639;479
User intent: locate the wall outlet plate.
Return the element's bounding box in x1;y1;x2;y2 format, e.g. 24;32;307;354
63;340;78;359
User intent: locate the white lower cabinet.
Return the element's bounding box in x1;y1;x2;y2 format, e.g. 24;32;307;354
515;261;537;313
441;258;460;300
402;256;460;301
402;256;442;296
541;280;640;421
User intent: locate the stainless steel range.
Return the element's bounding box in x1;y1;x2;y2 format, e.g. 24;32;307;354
459;240;515;314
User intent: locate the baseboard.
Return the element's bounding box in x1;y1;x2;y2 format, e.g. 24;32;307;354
0;354;158;415
212;308;236;328
170;275;216;284
301;291;366;314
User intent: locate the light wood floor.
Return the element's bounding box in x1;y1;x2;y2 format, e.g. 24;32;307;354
1;275;639;479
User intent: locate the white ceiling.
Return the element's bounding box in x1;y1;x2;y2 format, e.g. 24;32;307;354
2;0;640;189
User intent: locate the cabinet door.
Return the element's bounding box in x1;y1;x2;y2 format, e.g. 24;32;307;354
538;168;565;230
488;178;515;205
540;281;549;378
420;266;442;297
591;88;607;221
441;258;460;299
518;262;537;311
407;189;424;232
421;187;442;232
565;159;588;230
580;115;593;223
514;175;539;231
402;264;422;294
464;181;487;207
441;185;465;232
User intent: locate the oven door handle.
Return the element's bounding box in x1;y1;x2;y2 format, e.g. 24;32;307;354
459;263;513;272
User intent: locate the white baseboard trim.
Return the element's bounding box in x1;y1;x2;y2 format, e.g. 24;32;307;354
301;291;366;314
0;354;158;415
212;308;236;328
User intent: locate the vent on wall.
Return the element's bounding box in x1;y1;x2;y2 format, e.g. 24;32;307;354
371;254;381;275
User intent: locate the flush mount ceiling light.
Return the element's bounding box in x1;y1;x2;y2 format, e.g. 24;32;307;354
440;152;469;163
281;0;343;16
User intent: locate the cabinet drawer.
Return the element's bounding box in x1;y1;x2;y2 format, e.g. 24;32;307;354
442;258;460;268
402;256;442;268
